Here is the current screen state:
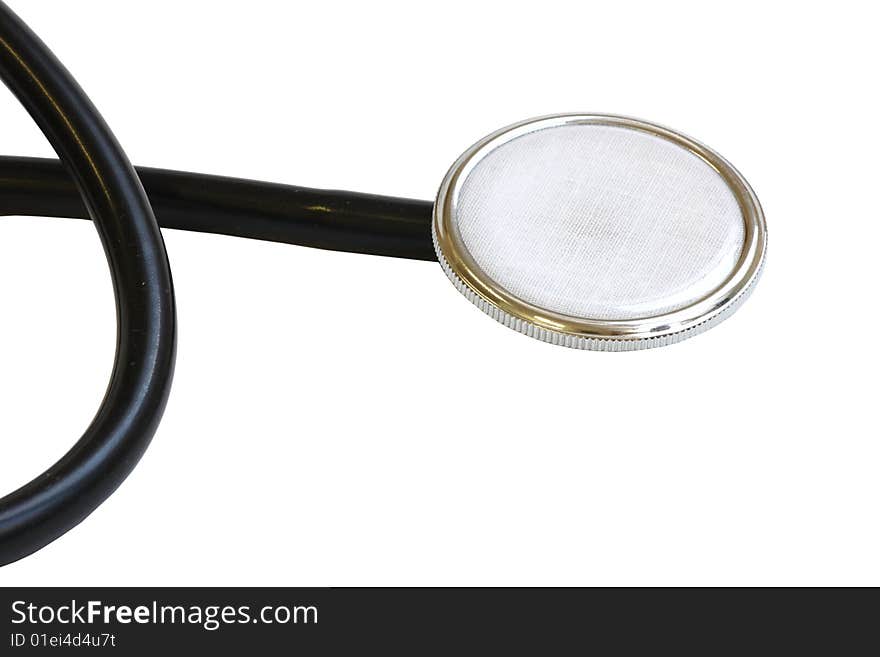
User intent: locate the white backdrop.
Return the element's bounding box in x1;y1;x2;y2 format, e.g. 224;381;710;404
0;0;877;586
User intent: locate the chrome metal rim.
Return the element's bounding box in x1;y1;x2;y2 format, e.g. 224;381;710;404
432;113;767;350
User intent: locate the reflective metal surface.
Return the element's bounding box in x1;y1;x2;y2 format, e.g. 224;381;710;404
433;114;767;350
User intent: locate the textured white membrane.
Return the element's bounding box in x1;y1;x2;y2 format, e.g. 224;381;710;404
455;124;746;320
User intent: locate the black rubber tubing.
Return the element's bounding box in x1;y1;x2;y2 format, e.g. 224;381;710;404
0;157;436;261
0;1;178;565
0;2;435;566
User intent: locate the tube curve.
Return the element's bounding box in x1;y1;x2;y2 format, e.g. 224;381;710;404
0;1;176;565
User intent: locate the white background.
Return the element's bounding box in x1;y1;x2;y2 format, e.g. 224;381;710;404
1;0;877;586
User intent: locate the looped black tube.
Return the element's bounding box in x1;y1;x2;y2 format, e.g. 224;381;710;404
0;3;436;565
0;2;177;565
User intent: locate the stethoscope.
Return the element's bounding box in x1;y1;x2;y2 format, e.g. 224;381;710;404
0;2;766;565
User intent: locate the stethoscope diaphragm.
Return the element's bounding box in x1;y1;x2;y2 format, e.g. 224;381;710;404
433;114;766;350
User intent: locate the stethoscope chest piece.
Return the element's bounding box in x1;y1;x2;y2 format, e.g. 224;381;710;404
433;114;767;350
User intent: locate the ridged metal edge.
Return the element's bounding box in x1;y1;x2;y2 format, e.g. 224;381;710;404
433;221;766;351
